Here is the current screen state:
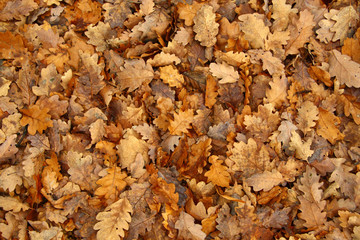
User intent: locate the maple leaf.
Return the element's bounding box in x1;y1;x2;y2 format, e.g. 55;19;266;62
175;212;206;240
94;198;132;240
19;105;53;135
316;108;344;144
116;59;154;92
238;13;269;49
193;5;219;47
297;166;326;229
94;167;128;200
246;169;284;191
209;62;239;84
169;109;194;136
205;156;231;188
289;130;314;161
159;65;184;88
329;50;360;88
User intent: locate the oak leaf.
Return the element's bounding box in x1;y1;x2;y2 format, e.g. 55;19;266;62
264;75;288;107
94;167;128;199
316;108;344;144
20;105;53;135
285;10;315;55
289;131;313;161
150;173;179;211
340;94;360;125
205;156;231;188
169;109;194;135
271;0;298;30
94;198;132;240
330;6;359;44
175;212;206;240
85;22;114;52
205;74;218;108
296;100;319;135
342;28;360;64
116;59;154;92
0;166;22;192
117;135;149;169
0;0;38;21
329;50;360;88
159;65;184;88
246;169;284;191
209;62;239;84
193;5;219;47
238;13;269;49
0;134;18;163
177;2;203;26
227;138;273;177
147;52;181;67
103;0;131;28
277;120;298;147
0;196;29;212
297;166;326;228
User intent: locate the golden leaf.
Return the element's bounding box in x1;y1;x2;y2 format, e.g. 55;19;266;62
20;105;53;135
94;166;128;199
169;109;194;135
205;156;231;188
94;198;132;240
316;108;344;144
159;65;184;88
193;5;219;47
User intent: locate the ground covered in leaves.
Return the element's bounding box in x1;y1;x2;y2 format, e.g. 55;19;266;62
0;0;360;239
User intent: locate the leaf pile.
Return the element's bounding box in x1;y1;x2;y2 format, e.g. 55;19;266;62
0;0;360;239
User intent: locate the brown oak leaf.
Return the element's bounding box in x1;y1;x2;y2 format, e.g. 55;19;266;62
20;105;53;135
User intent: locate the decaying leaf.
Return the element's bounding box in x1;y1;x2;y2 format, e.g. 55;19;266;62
20;105;53;135
193;5;219;47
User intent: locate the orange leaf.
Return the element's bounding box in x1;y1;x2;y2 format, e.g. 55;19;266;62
316;108;344;144
19;105;53;135
205;156;231;188
169;109;194;135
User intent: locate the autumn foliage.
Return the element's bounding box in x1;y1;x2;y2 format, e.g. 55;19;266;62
0;0;360;239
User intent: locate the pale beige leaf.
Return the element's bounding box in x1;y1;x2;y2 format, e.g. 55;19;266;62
0;196;29;212
0;77;11;96
330;6;359;44
159;65;184;88
168;109;194;135
296;100;319;134
175;212;206;240
209;62;239;84
193;5;219;47
117;135;149;169
271;0;298;30
0;166;22;192
94;198;132;240
0;134;18;163
265;75;288;108
238;13;269;49
246;169;284;191
147;52;181;67
329;50;360;88
289;130;314;161
85;22;113;52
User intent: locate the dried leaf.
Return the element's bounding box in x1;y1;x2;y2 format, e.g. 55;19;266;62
94;198;132;239
20;105;53;135
175;212;206;240
316;108;344;144
289;130;314;161
329;50;360;88
246;169;284;191
205;156;231;188
209;62;239;84
193;5;219;47
169;109;194;135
